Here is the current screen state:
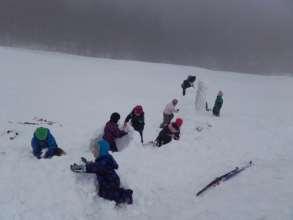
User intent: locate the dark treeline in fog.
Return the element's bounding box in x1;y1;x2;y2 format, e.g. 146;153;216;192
1;0;293;74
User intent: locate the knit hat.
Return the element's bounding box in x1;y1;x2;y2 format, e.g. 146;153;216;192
98;139;110;156
34;127;49;141
110;112;120;123
175;118;183;127
172;99;178;105
188;75;196;82
133;105;143;114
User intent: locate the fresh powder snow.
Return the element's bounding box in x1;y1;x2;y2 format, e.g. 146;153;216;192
0;46;293;220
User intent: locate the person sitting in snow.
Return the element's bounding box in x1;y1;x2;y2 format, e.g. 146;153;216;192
31;127;65;159
212;91;224;117
181;75;196;96
160;99;179;128
70;139;133;205
103;112;128;152
155;118;183;147
124;105;145;143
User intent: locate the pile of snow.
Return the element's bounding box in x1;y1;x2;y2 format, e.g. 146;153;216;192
0;47;293;220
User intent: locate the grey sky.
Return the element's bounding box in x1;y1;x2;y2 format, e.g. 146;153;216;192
1;0;293;73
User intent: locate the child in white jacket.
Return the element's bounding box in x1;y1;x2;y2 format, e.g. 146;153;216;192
160;99;179;128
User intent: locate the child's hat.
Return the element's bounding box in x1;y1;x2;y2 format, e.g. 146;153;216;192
35;127;48;141
175;118;183;127
98;139;110;156
134;105;143;114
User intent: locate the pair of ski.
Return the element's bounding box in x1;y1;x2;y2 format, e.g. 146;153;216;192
33;117;63;127
196;161;253;196
8;117;63;127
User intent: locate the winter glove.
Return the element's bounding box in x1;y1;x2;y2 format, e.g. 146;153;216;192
70;163;86;173
81;157;88;164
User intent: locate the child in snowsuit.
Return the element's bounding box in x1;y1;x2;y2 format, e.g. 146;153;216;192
160;99;179;128
124;105;145;143
31;127;64;159
181;75;196;96
155;118;183;147
103;112;128;152
212;91;224;117
70;139;133;205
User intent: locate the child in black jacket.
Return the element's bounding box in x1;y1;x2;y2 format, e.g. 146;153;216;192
181;75;196;96
124;105;145;143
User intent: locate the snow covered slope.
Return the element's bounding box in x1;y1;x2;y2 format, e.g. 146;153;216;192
0;46;293;220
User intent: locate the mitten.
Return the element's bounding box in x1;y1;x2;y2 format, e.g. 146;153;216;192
70;163;86;173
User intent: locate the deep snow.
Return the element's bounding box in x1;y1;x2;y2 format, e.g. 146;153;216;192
0;47;293;220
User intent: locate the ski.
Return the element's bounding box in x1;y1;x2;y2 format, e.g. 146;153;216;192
196;161;253;196
223;161;253;181
33;117;63;127
9;121;39;126
8;117;63;127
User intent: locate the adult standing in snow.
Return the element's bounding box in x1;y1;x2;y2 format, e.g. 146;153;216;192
31;127;65;159
70;139;133;205
124;105;145;143
195;81;208;112
181;75;196;96
155;118;183;147
212;91;224;117
103;112;127;152
160;99;179;128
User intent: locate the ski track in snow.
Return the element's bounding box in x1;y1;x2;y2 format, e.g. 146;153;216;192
0;47;293;220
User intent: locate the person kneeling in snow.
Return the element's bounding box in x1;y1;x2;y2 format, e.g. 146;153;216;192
124;105;145;143
103;112;128;152
31;127;65;159
155;118;183;147
70;139;133;205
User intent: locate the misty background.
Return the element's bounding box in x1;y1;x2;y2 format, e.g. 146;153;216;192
1;0;293;74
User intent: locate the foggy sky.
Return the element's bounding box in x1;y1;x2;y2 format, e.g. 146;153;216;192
1;0;293;74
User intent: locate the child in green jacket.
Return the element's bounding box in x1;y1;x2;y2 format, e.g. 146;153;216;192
212;91;223;116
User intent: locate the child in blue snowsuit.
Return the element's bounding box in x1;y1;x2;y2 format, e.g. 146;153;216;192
31;127;63;159
71;139;133;205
